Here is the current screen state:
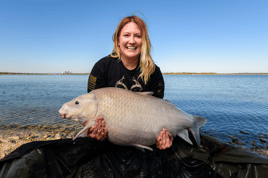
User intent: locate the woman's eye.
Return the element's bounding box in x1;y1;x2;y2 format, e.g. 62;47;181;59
75;101;79;105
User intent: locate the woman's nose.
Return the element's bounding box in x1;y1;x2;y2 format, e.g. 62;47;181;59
129;35;135;44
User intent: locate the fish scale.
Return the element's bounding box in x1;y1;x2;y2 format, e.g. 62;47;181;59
59;87;207;151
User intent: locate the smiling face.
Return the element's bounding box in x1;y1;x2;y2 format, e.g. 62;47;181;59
118;22;142;62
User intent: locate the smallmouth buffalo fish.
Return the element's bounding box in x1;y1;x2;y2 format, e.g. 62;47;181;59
58;87;207;151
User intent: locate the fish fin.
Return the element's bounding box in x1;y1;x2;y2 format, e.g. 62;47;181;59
193;115;207;128
73;121;94;140
189;127;200;146
189;115;207;146
79;131;88;137
134;146;145;153
132;144;153;152
136;92;154;96
164;99;171;103
177;129;193;145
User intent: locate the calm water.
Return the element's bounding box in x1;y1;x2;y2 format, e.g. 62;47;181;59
0;75;268;148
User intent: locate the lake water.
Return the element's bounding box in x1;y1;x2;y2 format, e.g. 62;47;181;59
0;75;267;148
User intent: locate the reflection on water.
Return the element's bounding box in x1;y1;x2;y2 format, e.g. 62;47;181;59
0;75;268;148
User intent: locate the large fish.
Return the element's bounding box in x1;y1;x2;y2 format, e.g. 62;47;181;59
58;87;206;151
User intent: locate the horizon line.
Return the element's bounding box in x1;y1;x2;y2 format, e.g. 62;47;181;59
1;72;268;75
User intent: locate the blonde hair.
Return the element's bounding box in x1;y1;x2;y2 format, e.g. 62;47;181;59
111;15;155;84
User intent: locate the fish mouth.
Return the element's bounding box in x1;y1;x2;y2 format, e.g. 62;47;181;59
59;111;70;119
59;112;78;122
60;113;67;118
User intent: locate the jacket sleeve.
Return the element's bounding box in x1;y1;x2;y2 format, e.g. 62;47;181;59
149;66;165;99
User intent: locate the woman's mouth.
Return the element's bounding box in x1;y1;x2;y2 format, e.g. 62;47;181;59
127;47;136;50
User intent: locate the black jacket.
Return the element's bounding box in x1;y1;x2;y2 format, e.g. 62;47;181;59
87;55;165;98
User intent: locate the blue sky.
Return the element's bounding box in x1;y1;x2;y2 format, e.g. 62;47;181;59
1;0;267;73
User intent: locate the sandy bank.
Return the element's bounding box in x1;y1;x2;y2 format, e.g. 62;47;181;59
0;125;81;159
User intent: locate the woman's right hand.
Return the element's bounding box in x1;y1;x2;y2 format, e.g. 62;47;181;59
86;117;108;141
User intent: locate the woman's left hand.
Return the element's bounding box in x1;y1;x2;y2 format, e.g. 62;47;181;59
156;128;173;150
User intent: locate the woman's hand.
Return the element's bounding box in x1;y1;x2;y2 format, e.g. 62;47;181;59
86;117;108;141
156;128;173;150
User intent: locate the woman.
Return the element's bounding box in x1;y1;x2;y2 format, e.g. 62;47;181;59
87;15;171;149
87;15;164;98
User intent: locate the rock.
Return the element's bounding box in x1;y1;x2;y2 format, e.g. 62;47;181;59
236;141;246;146
25;134;37;140
231;137;245;145
259;138;267;143
8;136;20;140
9;140;16;144
30;135;38;139
55;133;61;139
232;137;239;143
240;131;249;135
65;130;70;135
256;146;263;149
252;140;257;146
51;132;56;136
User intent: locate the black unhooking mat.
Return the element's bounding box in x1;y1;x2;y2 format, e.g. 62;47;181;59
1;134;268;178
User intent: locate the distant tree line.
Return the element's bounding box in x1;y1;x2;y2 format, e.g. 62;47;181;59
163;72;268;75
0;72;53;75
163;72;217;75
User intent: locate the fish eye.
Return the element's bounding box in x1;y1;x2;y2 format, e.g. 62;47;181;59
75;101;79;105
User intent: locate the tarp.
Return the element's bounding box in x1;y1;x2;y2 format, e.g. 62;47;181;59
1;134;268;178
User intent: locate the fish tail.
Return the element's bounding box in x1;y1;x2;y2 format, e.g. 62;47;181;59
193;115;207;128
189;115;207;146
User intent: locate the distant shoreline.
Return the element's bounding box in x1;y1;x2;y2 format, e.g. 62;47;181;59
1;72;268;75
0;72;90;75
163;72;268;75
